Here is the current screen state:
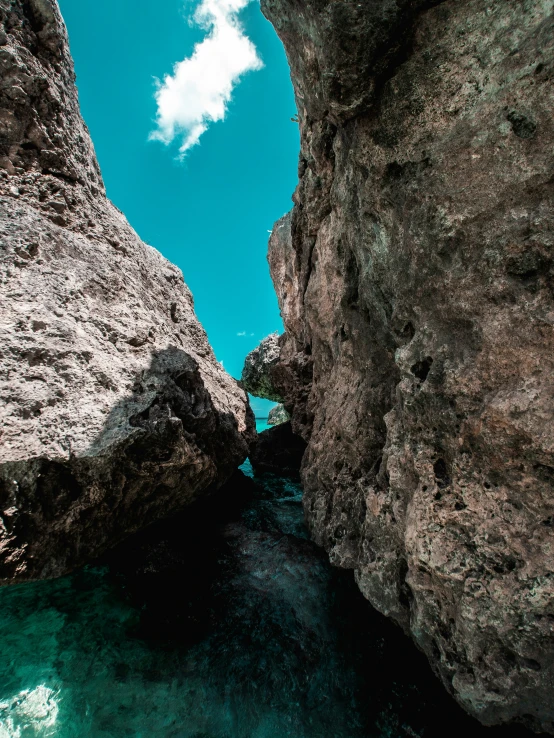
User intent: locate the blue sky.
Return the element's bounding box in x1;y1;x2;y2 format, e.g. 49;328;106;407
57;0;298;417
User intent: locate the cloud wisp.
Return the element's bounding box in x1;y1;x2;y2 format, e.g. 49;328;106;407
151;0;263;156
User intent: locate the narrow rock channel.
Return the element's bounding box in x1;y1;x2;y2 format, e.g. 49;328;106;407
0;463;537;737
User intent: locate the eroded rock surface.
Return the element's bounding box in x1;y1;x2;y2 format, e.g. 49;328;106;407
240;332;283;403
262;0;554;731
0;0;254;583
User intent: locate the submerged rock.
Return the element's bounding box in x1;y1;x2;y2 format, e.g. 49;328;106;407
250;422;306;478
267;403;289;426
0;466;538;737
0;0;254;583
240;332;283;403
262;0;554;732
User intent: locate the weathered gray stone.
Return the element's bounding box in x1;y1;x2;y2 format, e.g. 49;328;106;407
0;0;255;583
262;0;554;732
240;332;283;403
268;403;290;426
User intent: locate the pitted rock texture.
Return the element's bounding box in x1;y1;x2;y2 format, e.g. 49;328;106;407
268;403;290;426
262;0;554;732
0;0;254;584
240;332;283;403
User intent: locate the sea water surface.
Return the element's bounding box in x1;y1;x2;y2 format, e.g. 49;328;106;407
0;451;535;737
255;419;271;433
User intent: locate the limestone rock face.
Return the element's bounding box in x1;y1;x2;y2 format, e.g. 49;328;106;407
262;0;554;732
268;403;290;427
240;333;283;403
0;0;254;583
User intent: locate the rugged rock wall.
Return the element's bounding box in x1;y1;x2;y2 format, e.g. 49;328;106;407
0;0;254;583
262;0;554;732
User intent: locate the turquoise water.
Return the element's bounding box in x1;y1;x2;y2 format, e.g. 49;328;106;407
0;469;533;738
255;419;270;433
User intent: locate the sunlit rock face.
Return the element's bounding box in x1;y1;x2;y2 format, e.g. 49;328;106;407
240;332;283;403
262;0;554;732
268;403;290;426
0;0;254;584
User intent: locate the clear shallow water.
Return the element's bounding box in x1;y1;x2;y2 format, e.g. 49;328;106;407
0;466;534;738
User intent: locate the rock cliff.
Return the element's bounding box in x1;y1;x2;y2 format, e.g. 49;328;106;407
0;0;254;583
262;0;554;732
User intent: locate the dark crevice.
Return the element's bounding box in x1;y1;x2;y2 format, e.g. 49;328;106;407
369;0;451;115
42;168;81;184
21;0;48;33
411;356;433;382
433;458;451;489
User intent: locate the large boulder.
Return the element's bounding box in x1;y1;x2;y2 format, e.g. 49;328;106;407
262;0;554;732
267;403;290;426
250;422;306;479
0;0;254;583
240;332;283;403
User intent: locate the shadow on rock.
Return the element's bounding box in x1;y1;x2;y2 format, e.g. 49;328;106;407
249;421;307;479
0;347;252;584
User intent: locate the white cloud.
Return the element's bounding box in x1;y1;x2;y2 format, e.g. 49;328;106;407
237;331;255;337
151;0;263;156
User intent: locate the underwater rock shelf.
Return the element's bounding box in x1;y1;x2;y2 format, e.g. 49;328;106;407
0;467;538;737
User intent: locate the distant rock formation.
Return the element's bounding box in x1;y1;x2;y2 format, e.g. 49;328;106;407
262;0;554;732
250;422;306;479
240;333;283;403
0;0;254;583
268;403;289;426
242;338;304;473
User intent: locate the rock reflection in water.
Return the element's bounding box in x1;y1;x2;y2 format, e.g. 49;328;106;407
0;465;536;737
